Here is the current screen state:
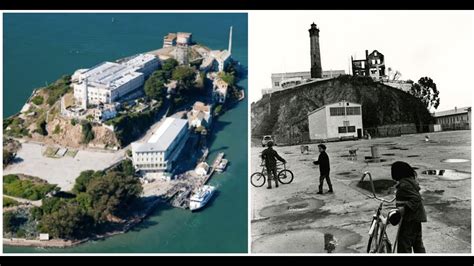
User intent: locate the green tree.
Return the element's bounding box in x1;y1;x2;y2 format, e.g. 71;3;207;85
409;77;440;110
72;170;95;194
3;211;26;233
3;149;15;167
144;72;166;101
86;172;142;222
218;72;235;87
32;95;44;105
38;203;93;240
35;116;48;136
81;121;95;144
162;58;179;79
172;66;196;92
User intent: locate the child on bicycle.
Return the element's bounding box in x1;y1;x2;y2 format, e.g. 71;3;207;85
391;161;427;253
261;140;286;189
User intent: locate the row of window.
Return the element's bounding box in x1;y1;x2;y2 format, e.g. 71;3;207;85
329;107;361;116
338;126;356;133
438;115;468;124
137;163;167;168
137;157;164;162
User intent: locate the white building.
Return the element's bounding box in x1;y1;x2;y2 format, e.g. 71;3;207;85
122;53;160;78
94;103;119;122
73;54;159;106
195;162;209;177
163;33;177;47
213;78;228;104
131;118;189;176
211;50;231;72
188;101;212;128
177;32;192;45
308;101;363;140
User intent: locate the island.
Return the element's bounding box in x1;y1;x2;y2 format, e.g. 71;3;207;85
3;28;245;247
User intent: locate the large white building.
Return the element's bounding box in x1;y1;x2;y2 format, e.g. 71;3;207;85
131;118;189;176
72;54;159;107
308;101;363;140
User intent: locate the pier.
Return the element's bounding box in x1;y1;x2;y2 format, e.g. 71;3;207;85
169;152;225;210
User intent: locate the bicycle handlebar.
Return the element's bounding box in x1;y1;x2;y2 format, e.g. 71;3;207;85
359;171;396;203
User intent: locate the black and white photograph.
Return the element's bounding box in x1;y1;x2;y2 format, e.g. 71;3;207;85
250;11;472;253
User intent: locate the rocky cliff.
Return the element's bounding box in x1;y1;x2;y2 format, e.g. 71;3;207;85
251;75;433;143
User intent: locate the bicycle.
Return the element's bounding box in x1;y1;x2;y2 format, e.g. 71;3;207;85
251;161;294;187
359;171;402;253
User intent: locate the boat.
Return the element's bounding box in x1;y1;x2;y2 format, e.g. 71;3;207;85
215;159;228;172
189;185;216;211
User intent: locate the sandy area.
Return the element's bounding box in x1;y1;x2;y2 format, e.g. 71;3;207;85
3;142;125;191
251;130;471;253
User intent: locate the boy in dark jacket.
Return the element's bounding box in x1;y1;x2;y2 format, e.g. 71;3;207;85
391;161;427;253
313;144;333;194
261;141;286;189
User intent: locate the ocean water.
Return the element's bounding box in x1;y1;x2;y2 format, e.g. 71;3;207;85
3;13;248;253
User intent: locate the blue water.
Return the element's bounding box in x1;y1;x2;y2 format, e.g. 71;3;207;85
3;13;248;253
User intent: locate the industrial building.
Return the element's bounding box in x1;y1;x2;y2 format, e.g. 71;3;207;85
131;118;190;177
351;50;386;80
308;101;363;140
433;106;471;131
72;54;159;107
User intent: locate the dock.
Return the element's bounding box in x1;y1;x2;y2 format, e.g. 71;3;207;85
203;152;225;184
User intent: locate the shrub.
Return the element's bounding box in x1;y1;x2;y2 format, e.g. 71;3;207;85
53;124;61;134
3;174;57;201
81;121;95;144
31;95;44;105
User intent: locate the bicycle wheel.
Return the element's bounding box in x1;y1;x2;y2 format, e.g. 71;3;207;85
376;236;392;253
251;172;266;187
277;169;294;184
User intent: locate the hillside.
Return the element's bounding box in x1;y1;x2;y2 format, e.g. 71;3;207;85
251;75;434;142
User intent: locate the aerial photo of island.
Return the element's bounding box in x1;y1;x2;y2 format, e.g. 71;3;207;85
3;13;248;253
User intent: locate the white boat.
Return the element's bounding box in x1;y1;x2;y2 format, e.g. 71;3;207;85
215;159;228;172
189;185;216;211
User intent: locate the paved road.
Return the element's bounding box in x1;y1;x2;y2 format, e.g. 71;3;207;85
251;130;471;253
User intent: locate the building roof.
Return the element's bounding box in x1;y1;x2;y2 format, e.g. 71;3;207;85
433;107;471;118
193;101;211;112
122;54;158;69
132;118;188;152
78;61;144;90
164;33;177;41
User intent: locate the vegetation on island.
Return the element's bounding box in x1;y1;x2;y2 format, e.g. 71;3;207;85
3;174;58;201
3;160;143;240
81;121;95;144
44;75;72;106
3;149;16;167
3;197;20;208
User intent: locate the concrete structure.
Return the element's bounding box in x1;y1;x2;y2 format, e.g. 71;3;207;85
211;50;232;72
309;22;322;79
73;54;159;106
308;101;363;140
163;33;177;47
177;32;192;45
131;118;189;176
269;70;346;90
213;78;228;104
188;101;212;129
195;162;210;177
434;106;471;131
94;103;119;122
351;50;386;80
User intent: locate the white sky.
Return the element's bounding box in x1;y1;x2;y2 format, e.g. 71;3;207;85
249;10;474;112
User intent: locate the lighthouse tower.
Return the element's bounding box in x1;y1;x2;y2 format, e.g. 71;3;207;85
309;22;322;79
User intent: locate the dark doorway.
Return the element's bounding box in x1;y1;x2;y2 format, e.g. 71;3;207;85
357;128;362;139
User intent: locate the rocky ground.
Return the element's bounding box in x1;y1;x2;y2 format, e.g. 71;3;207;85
251;130;471;253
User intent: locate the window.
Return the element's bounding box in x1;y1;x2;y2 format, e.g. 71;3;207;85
348;126;356;133
274;82;280;87
346;107;361;115
338;127;347;133
377;59;381;64
374;52;377;56
372;59;376;64
361;61;365;68
330;107;346;116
